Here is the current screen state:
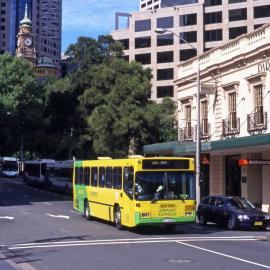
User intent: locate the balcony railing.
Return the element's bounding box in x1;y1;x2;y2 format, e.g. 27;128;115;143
200;120;211;140
247;111;267;133
179;125;194;141
222;115;240;137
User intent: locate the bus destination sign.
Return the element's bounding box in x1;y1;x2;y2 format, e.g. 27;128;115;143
142;159;189;170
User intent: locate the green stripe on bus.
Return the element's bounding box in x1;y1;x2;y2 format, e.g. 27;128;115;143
74;185;88;213
74;161;83;167
134;212;195;225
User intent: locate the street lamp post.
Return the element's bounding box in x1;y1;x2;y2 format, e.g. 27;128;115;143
155;28;201;205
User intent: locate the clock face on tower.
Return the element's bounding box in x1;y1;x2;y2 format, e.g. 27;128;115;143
25;38;32;46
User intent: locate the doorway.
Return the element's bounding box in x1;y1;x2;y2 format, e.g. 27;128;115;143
225;155;241;196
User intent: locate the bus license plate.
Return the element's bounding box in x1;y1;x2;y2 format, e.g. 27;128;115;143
163;218;174;223
254;221;263;226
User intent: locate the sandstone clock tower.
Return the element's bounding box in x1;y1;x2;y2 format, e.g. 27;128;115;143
16;4;36;66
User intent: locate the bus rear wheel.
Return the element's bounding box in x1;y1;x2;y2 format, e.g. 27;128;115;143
84;200;91;221
114;205;123;230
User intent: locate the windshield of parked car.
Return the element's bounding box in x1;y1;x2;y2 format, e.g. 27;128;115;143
227;198;255;209
135;171;195;201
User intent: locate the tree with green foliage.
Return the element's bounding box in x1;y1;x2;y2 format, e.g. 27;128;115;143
0;53;45;157
79;57;176;157
44;35;177;159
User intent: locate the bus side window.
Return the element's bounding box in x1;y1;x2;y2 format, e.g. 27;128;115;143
79;167;84;185
124;167;134;199
75;167;80;185
105;167;112;188
84;167;90;186
91;167;98;187
113;167;122;189
99;167;105;187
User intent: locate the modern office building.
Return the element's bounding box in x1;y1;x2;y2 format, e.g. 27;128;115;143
0;0;61;69
140;0;198;11
113;0;270;102
144;24;270;212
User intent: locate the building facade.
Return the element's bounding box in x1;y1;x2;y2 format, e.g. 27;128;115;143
112;0;270;103
140;0;198;11
144;24;270;212
0;0;61;69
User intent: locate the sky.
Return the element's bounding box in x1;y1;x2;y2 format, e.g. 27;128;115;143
62;0;138;53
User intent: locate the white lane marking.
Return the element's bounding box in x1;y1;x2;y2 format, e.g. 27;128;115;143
177;241;270;269
46;214;70;220
0;216;15;220
8;238;258;250
12;235;257;247
10;236;258;250
42;202;53;206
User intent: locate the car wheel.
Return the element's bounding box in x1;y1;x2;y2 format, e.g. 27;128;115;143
114;205;123;230
227;216;236;230
198;215;207;226
84;200;91;221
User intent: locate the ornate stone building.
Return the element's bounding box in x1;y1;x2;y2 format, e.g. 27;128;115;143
16;4;36;66
16;4;57;79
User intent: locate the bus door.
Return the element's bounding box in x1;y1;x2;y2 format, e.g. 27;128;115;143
121;167;134;226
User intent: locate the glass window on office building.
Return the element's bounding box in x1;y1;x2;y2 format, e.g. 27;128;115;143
229;8;247;21
179;31;197;44
229;0;246;3
157;16;174;29
204;11;222;24
135;53;151;65
118;39;129;50
180;13;197;26
157;68;174;81
135;36;151;49
205;0;222;6
180;49;197;61
157;86;174;98
157;33;174;46
204;29;222;42
135;19;151;32
229;26;247;39
254;5;270;18
157;51;174;63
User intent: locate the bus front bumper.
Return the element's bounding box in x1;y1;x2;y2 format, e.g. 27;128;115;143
134;212;196;226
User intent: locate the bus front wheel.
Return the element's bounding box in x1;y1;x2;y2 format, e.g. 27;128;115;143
84;200;91;221
114;205;123;230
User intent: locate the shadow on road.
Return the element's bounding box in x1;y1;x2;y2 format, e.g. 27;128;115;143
0;177;71;207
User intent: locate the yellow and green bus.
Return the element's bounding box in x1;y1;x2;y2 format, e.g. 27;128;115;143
73;156;196;230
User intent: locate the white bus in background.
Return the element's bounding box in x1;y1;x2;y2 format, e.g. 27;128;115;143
46;160;73;193
23;159;55;186
0;157;19;177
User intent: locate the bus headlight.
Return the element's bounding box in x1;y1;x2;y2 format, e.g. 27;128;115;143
264;215;270;220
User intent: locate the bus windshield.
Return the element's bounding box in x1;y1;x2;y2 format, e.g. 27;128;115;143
135;171;195;201
3;161;18;171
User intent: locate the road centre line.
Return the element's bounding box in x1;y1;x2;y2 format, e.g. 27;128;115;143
12;235;258;246
8;239;258;250
9;236;258;250
176;241;270;269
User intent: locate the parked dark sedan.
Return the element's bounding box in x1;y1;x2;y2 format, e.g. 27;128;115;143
197;195;270;230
